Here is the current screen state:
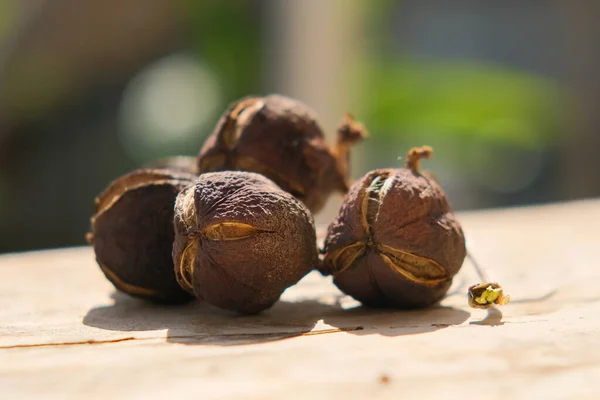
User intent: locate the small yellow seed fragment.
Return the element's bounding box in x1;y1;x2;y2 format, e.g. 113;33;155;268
468;282;510;309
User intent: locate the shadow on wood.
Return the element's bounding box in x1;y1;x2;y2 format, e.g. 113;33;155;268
83;291;334;346
322;304;470;337
83;291;470;345
469;307;504;326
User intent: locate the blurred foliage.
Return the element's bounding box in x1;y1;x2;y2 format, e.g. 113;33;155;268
347;0;568;197
358;59;564;149
4;54;69;120
182;0;262;101
357;0;565;150
118;1;265;163
350;59;565;195
0;0;17;40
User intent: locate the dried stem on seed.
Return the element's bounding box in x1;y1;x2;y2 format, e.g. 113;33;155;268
405;145;433;174
333;113;368;184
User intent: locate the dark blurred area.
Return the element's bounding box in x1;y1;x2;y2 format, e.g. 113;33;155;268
0;0;598;253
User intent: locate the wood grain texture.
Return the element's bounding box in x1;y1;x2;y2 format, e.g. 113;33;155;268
1;199;599;399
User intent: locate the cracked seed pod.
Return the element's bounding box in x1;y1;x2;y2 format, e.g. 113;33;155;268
88;169;196;304
145;156;198;174
173;171;318;314
321;146;466;309
197;94;366;213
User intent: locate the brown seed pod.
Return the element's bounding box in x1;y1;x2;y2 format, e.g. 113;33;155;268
88;169;196;304
144;156;199;174
172;171;318;314
321;146;467;308
197;94;367;213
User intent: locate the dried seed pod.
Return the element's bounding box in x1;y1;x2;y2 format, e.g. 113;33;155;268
145;156;198;174
197;94;366;213
88;169;196;304
321;146;466;308
173;171;318;314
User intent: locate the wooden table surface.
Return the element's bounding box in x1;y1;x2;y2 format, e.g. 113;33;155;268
1;199;599;399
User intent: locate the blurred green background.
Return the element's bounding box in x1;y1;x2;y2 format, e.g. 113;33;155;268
0;0;598;252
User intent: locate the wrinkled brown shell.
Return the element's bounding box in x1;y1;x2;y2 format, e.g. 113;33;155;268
89;169;196;304
322;168;466;308
197;94;366;213
173;171;318;314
